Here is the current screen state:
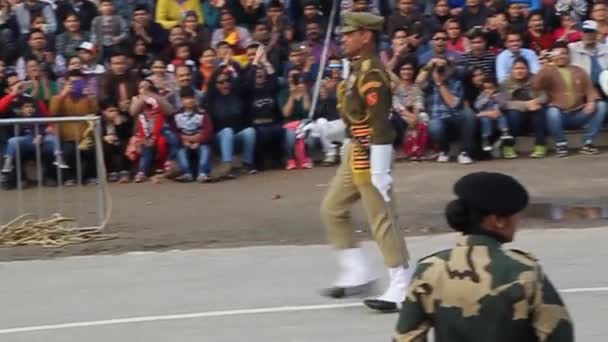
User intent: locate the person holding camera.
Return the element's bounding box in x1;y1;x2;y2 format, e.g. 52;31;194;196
416;51;476;164
279;67;312;170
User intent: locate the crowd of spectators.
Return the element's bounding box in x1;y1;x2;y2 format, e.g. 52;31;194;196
0;0;607;188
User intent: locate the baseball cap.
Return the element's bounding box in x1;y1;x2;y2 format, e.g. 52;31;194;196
77;41;97;54
582;20;598;32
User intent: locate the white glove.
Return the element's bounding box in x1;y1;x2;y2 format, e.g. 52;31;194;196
370;144;393;202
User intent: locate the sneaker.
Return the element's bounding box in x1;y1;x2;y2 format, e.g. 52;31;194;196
243;164;258;175
530;145;546;158
301;158;313;169
580;144;600;155
502;146;518;159
197;173;211;183
118;171;130;183
437;152;449;163
176;173;193;182
210;162;234;180
555;145;568;158
134;172;147;183
64;179;76;187
322;153;338;166
482;138;493;152
53;155;70;169
500;130;514;144
1;156;13;174
285;159;297;170
108;172;119;182
457;152;473;164
85;178;98;186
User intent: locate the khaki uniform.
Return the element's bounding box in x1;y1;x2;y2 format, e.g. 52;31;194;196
321;53;409;268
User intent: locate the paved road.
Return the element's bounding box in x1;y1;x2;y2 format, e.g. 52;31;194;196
1;227;607;341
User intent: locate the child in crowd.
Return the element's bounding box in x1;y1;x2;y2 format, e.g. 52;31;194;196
474;76;515;156
100;99;132;183
174;87;214;183
146;58;175;97
1;96;68;174
167;43;196;74
90;0;129;62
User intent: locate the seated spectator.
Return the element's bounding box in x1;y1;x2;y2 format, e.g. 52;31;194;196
391;57;429;160
130;4;167;53
555;0;587;25
146;58;176;97
113;0;155;24
381;27;409;71
16;29;67;81
167;42;196;75
459;0;493;32
13;0;57;36
534;42;607;157
193;48;218;94
1;96;68;175
250;20;286;76
129;37;154;78
419;29;463;71
100;98;132;183
280;67;312;170
229;0;266;31
49;69;100;185
426;0;452;38
444;19;466;54
553;13;582;43
76;42;105;97
99;51;140;114
174;87;214;183
499;57;547;158
416;56;475;164
55;0;98;33
23;58;58;106
463;26;495;78
386;0;424;36
203;0;225;30
55;12;90;60
167;64;204;110
128;79;175;182
569;20;608;89
155;0;204;30
505;1;528;34
211;10;253;66
524;11;553;54
590;3;608;43
496;29;540;82
90;0;129;62
204;65;256;178
470;69;515;156
302;20;338;65
182;10;212;59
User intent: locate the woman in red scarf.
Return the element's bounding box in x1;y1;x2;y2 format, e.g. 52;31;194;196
128;80;175;183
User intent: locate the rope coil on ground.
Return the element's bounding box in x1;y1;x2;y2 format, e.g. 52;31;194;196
0;213;117;248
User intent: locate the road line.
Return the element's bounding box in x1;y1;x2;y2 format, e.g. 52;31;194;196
1;287;606;335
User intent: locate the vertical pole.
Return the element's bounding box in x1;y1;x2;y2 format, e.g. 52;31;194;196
34;124;43;218
93;118;106;229
13;124;23;216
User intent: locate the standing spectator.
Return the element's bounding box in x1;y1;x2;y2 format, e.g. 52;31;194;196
55;0;98;33
16;29;66;81
128;79;175;182
280;67;312;170
524;11;553;54
155;0;204;30
569;20;608;88
463;26;495;78
496;29;540;82
100;98;132;183
534;42;606;157
12;0;57;35
211;10;253;66
204;65;256;178
55;13;89;60
49;69;99;185
130;4;167;53
90;0;129;62
416;56;476;164
459;0;494;32
500;57;548;158
174;87;214;182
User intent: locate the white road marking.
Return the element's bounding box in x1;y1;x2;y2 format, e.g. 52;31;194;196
0;287;606;335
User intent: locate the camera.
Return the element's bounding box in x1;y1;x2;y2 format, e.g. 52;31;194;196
291;72;302;85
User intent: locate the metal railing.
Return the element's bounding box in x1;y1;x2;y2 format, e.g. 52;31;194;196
0;116;110;231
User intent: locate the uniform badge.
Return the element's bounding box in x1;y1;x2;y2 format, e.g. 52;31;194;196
346;74;356;95
362;59;370;72
366;92;378;106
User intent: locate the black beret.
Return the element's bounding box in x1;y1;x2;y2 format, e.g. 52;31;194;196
454;172;529;216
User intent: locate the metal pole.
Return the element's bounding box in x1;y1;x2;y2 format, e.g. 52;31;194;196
34;124;43;218
13;125;23;216
93;118;106;229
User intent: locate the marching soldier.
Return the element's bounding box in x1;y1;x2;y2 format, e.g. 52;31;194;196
320;12;413;313
393;172;574;341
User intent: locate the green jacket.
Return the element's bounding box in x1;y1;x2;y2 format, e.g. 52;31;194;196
394;234;574;342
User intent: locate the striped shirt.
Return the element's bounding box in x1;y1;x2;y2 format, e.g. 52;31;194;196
463;51;496;79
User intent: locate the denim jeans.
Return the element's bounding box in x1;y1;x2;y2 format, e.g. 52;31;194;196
4;134;60;157
480;116;509;138
284;129;296;159
162;125;179;161
505;110;546;146
215;127;256;166
176;144;211;176
138;146;155;174
428;110;476;154
545;101;607;145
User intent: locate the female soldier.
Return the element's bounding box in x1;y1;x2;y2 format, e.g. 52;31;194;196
393;172;574;342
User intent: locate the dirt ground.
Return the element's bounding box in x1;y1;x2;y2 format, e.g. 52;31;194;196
1;153;608;261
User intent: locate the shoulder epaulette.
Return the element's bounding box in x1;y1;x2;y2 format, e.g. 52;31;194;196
508;248;538;262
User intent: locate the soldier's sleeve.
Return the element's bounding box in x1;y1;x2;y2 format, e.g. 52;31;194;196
393;263;433;342
358;70;395;145
531;266;574;342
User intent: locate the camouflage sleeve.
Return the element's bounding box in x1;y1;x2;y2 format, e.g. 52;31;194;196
531;267;574;342
393;263;432;342
358;70;396;145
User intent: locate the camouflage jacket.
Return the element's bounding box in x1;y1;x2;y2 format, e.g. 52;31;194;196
394;234;574;342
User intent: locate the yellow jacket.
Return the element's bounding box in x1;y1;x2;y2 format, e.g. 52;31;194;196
155;0;204;30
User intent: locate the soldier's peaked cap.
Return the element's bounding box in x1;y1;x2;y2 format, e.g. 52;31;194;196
340;12;384;34
453;172;529;216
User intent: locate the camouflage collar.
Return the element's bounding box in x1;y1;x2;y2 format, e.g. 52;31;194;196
457;234;503;248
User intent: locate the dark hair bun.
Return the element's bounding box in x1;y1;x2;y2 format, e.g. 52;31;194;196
445;199;471;232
